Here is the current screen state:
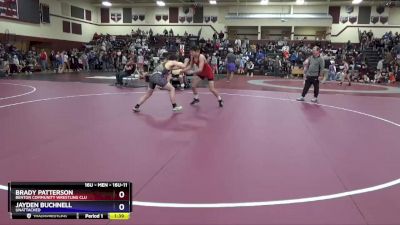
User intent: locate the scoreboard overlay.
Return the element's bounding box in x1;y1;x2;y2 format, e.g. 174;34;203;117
8;182;132;220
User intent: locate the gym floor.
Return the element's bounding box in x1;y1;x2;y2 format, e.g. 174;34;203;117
1;74;400;225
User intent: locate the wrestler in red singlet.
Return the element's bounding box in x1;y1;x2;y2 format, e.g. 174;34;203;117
183;45;223;107
193;57;215;81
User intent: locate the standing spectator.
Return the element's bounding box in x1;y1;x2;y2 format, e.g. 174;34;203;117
115;51;123;72
88;51;96;71
234;38;241;50
81;52;89;72
244;38;250;49
339;59;351;86
290;51;298;68
62;51;70;73
328;60;337;81
225;49;236;82
367;29;374;42
121;53;127;69
55;51;61;73
137;52;144;71
210;52;218;75
238;55;246;75
59;51;65;73
49;50;57;72
213;32;218;41
377;58;384;74
241;41;247;53
273;56;281;76
359;63;369;82
346;40;353;52
321;53;331;83
296;46;324;103
361;32;368;50
214;39;221;51
218;30;224;41
70;52;79;71
39;49;48;71
102;52;109;72
282;58;291;78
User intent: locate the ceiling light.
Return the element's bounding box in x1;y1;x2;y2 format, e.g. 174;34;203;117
102;1;112;7
210;0;217;4
156;1;165;6
352;0;363;4
296;0;305;4
260;0;269;4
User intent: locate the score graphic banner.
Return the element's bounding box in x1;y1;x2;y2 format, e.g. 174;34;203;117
8;182;132;220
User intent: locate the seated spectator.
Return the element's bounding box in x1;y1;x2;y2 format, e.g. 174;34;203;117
0;59;10;77
246;60;254;77
256;50;265;65
115;59;136;86
389;71;396;84
9;55;19;75
396;69;400;81
22;57;35;74
376;67;389;83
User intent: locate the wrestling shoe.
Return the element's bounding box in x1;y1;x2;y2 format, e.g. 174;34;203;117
218;99;224;107
132;106;140;113
172;105;183;112
190;98;200;105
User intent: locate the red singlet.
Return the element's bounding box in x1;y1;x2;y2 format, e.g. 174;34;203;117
194;56;215;81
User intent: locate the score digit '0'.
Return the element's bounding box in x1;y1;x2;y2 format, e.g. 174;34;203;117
119;191;125;199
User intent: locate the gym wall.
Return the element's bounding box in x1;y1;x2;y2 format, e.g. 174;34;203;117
0;0;99;43
2;2;400;45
